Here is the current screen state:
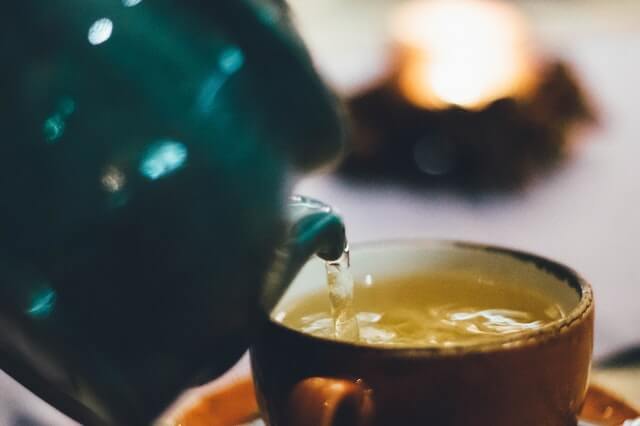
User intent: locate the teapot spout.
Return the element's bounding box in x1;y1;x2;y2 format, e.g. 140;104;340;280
287;195;347;262
260;196;347;312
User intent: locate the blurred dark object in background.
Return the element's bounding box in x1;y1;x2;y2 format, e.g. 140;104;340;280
342;60;596;192
598;346;640;369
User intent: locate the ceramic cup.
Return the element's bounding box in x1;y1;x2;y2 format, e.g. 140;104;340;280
251;240;594;426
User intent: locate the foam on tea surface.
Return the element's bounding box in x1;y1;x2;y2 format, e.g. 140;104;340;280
274;272;566;347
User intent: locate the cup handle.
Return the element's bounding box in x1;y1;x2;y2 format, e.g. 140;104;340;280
287;377;374;426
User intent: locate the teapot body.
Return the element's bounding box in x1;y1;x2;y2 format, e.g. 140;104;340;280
0;1;343;424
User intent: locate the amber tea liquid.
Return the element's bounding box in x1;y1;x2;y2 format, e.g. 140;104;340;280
274;270;566;347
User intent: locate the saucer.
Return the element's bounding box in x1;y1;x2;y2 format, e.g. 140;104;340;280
168;382;639;426
578;384;639;426
160;353;639;426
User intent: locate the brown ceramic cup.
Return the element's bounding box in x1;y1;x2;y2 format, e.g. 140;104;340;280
251;240;594;426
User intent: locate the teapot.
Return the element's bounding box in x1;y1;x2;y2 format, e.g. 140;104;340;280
0;1;346;424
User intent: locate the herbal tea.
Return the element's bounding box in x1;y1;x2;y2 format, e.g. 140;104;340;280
273;271;566;347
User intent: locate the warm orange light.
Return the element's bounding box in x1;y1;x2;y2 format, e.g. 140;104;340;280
392;0;535;110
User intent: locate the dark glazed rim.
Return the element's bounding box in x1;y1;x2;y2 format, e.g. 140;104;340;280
270;239;594;357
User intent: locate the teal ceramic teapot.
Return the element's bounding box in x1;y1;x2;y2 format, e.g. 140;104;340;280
0;1;346;424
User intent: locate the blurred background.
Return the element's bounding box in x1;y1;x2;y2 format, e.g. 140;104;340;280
289;0;640;359
2;0;639;423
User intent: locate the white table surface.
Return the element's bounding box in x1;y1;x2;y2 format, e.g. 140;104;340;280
2;2;639;425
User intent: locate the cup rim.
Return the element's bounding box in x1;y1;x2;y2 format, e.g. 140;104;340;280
270;238;594;356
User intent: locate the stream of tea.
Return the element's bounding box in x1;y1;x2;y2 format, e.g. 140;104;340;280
324;248;360;341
